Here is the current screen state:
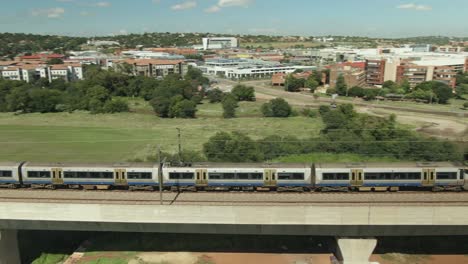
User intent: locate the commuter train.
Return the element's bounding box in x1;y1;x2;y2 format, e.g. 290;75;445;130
0;161;466;192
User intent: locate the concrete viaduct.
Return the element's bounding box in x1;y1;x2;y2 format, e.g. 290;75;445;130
1;201;468;264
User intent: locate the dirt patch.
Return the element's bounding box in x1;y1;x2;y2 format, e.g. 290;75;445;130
373;254;468;264
130;252;200;264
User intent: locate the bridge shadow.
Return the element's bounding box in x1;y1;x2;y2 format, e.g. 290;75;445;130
19;230;468;264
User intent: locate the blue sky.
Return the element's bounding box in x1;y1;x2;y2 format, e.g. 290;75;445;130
0;0;467;37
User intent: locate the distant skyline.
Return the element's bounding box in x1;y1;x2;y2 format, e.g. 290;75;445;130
0;0;467;37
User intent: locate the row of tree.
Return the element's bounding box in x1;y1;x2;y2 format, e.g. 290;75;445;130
201;104;461;162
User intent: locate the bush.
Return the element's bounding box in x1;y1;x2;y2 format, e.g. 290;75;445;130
326;88;337;95
463;102;468;109
232;85;255;101
170;99;197;118
348;86;365;97
222;94;238;119
301;108;318;118
261;98;292;117
206;89;224;103
103;99;129;113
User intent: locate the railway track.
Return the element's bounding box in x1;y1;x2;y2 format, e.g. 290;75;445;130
0;189;467;205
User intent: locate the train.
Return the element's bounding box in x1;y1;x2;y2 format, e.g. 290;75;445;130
0;161;466;192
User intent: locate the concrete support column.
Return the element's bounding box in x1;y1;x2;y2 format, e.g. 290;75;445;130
0;230;20;264
334;237;377;264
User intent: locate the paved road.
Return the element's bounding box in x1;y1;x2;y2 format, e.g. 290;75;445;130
0;189;467;206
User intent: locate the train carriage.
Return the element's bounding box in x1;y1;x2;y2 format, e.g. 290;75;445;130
315;162;465;192
22;162;159;190
162;163;198;191
0;162;23;188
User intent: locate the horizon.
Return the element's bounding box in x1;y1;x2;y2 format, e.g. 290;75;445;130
1;0;468;38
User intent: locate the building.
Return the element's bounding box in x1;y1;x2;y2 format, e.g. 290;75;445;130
115;59;188;78
17;53;66;63
365;59;386;86
48;63;84;82
396;63;428;88
0;61;83;83
199;58;314;79
201;37;239;50
464;57;468;72
271;71;313;86
329;65;366;89
436;46;464;53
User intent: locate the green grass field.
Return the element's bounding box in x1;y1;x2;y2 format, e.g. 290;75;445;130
0;99;323;162
273;153;400;163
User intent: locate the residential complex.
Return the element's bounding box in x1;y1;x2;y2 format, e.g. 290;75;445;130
112;59;188;78
0;61;83;83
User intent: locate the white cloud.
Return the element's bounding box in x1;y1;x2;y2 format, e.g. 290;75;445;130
94;1;111;7
397;3;432;11
205;0;253;13
31;7;65;18
80;11;94;16
171;1;197;10
205;5;221;13
218;0;252;7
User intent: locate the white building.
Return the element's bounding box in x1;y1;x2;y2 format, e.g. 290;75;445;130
0;62;83;83
199;58;314;79
201;37;238;50
48;64;83;82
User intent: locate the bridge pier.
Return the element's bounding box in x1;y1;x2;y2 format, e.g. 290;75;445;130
334;237;377;264
0;229;20;264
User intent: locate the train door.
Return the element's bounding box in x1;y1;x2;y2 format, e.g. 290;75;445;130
114;169;126;185
52;168;64;185
120;169;127;185
351;169;364;186
422;168;435;186
264;169;277;186
196;169;208;186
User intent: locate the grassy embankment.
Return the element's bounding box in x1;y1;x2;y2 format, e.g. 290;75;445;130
0;98;327;163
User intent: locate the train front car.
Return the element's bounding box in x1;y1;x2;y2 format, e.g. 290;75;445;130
21;162;57;188
0;162;23;188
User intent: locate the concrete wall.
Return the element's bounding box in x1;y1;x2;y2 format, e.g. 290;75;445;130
1;203;468;236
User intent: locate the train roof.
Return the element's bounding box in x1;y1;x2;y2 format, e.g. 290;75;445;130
0;161;23;167
315;162;461;169
165;162;312;169
22;162;158;168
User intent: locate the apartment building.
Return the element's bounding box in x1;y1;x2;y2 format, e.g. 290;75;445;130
118;59;188;78
465;57;468;72
396;63;428;88
329;65;366;89
0;61;83;83
365;59;386;86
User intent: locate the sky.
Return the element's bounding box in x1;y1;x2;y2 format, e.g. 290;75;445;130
0;0;467;37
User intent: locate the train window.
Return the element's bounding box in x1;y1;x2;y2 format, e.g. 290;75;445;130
364;173;395;180
27;171;51;178
323;173;349;181
208;173;222;180
64;171;113;179
169;172;195;180
250;173;263;180
127;172;152;179
237;173;249;179
0;171;12;177
436;172;457;180
393;172;421;180
278;173;305;180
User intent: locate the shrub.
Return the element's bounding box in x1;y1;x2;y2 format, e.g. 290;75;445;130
262;98;292;117
103;99;129;113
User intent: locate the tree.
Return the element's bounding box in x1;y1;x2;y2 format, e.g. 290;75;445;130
463;102;468;109
150;96;171;117
185;66;209;85
170;99;197;118
203;131;262;162
6;85;31;112
348;86;365;97
28;88;63;113
231;84;255;101
261;98;292;117
335;74;347;96
285;75;304;92
222;94;238;118
305;76;319;92
400;79;411;94
431;82;453;104
207;89;224;103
